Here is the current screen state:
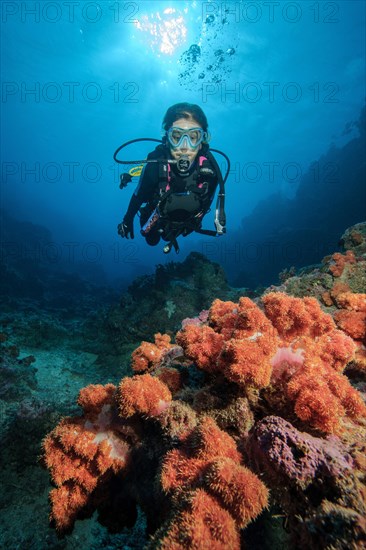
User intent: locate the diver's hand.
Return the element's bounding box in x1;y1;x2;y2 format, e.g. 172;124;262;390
117;218;134;239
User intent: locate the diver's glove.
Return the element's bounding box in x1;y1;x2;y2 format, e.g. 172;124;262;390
117;217;134;239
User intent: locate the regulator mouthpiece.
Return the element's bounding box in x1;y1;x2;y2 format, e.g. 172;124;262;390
177;155;191;174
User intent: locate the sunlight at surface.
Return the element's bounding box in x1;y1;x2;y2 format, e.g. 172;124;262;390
134;7;188;55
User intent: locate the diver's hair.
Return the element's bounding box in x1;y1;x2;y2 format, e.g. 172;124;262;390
162;103;208;132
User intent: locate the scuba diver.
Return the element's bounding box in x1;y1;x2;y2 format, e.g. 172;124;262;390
115;102;228;254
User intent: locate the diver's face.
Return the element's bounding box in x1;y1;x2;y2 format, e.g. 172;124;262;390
169;118;202;164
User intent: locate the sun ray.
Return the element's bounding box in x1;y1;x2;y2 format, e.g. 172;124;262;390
134;7;188;55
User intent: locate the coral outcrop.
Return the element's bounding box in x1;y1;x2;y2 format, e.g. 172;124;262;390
43;233;366;548
104;252;243;348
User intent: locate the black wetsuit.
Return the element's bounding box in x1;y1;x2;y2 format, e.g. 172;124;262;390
123;143;222;228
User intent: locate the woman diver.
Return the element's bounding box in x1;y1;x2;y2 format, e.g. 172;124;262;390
117;102;226;253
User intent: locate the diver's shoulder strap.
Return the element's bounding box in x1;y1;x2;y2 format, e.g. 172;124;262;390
205;148;226;234
205;149;225;188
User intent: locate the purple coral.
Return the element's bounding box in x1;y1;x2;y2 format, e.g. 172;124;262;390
181;309;209;328
247;415;354;490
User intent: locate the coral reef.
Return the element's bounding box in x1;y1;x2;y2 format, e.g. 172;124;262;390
43;236;366;548
267;222;366;376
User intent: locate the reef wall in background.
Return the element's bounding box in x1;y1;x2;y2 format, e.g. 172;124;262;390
205;105;366;288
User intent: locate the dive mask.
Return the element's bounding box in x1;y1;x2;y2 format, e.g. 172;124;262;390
167;126;206;149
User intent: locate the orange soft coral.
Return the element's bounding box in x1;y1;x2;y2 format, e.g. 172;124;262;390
176;324;225;372
43;278;366;545
286;360;366;433
118;373;172;418
161;417;242;494
329;292;366;372
270;329;356;384
263;294;364;431
232;296;275;339
217;297;279;388
321;281;351;307
317;330;356;372
158;489;241;550
262;293;366;432
205;457;269;528
131;333;174;373
177;296;280;388
77;383;116;413
335;292;366;312
160;417;268;533
333;292;366;341
208;298;239;339
189;416;242;463
328;250;356;277
333;310;366;341
161;449;205;493
49;484;89;532
208;296;275;340
218;336;276;388
42;383;132;531
262;293;335;340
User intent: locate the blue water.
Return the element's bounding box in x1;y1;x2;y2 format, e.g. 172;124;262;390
1;3;366;548
1;0;365;285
